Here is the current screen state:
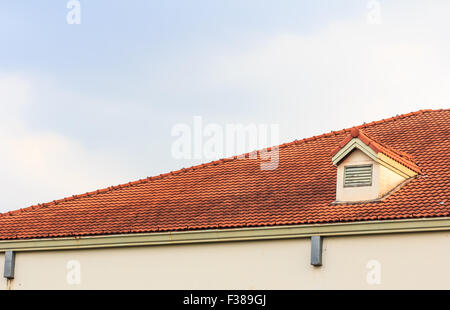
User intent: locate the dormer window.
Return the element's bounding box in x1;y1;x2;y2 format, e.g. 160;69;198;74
331;128;420;203
344;164;373;187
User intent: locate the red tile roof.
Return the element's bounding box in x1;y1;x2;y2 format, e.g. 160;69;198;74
0;109;449;240
331;127;422;173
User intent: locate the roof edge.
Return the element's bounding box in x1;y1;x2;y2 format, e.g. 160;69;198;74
1;216;450;252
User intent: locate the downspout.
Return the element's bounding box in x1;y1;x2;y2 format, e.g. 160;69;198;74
3;251;16;290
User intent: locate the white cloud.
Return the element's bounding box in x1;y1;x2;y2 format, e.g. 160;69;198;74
2;1;450;213
0;75;133;213
189;4;450;142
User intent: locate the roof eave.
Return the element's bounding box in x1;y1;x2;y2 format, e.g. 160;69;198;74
1;217;450;252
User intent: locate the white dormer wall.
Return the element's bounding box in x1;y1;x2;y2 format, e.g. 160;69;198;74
336;149;380;202
336;149;407;202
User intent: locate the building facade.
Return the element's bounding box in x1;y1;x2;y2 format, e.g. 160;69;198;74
1;109;449;289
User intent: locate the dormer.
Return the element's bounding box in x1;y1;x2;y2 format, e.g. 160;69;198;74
331;128;421;203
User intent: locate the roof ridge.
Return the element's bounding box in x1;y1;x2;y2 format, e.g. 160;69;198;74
1;108;446;218
356;108;448;130
330;124;422;174
358;129;422;172
357;130;414;160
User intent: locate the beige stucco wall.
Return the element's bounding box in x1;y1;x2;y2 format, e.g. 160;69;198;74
2;231;450;290
0;253;6;289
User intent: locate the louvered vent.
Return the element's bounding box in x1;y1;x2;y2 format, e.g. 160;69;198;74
344;164;373;187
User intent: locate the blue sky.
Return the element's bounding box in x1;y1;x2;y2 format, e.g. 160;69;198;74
0;1;449;212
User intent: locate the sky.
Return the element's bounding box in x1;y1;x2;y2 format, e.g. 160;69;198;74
0;0;449;212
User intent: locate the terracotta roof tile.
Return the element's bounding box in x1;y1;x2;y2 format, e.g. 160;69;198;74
0;109;449;240
331;127;422;173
